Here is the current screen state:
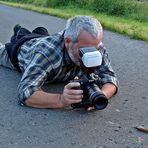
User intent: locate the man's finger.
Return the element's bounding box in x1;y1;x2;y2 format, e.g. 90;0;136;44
65;89;83;95
87;106;95;111
74;76;79;79
65;82;80;89
65;94;83;100
64;97;82;105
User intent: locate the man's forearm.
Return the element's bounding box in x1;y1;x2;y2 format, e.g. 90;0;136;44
25;90;63;108
101;83;117;99
25;82;83;109
24;83;117;109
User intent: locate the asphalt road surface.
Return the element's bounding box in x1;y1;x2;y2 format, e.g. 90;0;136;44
0;4;148;148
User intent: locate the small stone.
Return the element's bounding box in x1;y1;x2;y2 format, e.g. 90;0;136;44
129;130;132;134
114;129;119;132
108;138;113;141
142;96;146;99
116;109;120;112
137;137;144;143
71;141;76;145
108;121;115;125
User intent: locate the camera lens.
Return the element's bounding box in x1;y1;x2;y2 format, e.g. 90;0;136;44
85;83;108;110
93;94;108;110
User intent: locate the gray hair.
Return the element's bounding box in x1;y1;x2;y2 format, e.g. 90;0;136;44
64;15;103;43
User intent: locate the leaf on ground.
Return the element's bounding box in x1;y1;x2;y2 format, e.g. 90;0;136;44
135;126;148;133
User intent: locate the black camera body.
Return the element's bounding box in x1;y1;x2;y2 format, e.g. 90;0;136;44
71;46;108;110
71;77;108;110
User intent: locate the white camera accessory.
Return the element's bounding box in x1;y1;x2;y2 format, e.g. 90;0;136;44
79;47;102;68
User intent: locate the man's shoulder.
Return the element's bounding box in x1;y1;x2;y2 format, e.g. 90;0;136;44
29;31;64;66
44;30;65;44
34;30;65;55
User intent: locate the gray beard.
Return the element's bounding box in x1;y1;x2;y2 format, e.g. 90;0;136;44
67;48;80;66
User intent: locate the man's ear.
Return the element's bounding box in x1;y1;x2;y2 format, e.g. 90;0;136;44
64;37;71;49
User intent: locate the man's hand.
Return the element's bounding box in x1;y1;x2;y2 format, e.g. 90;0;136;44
60;82;83;107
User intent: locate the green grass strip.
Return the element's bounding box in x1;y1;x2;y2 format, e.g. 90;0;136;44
0;1;148;42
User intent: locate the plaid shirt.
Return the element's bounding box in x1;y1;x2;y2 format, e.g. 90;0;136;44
17;30;118;105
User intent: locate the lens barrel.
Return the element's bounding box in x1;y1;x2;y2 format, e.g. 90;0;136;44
90;92;108;109
85;83;108;110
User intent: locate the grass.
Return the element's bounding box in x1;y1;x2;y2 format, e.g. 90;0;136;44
0;1;148;42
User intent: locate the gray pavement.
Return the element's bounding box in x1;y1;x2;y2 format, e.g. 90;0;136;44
0;4;148;148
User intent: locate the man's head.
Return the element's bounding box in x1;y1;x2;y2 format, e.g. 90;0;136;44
64;15;103;67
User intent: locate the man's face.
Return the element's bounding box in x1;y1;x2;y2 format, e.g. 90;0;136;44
65;30;103;66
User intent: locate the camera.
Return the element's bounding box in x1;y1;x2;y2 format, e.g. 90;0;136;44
71;46;108;110
71;76;108;110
